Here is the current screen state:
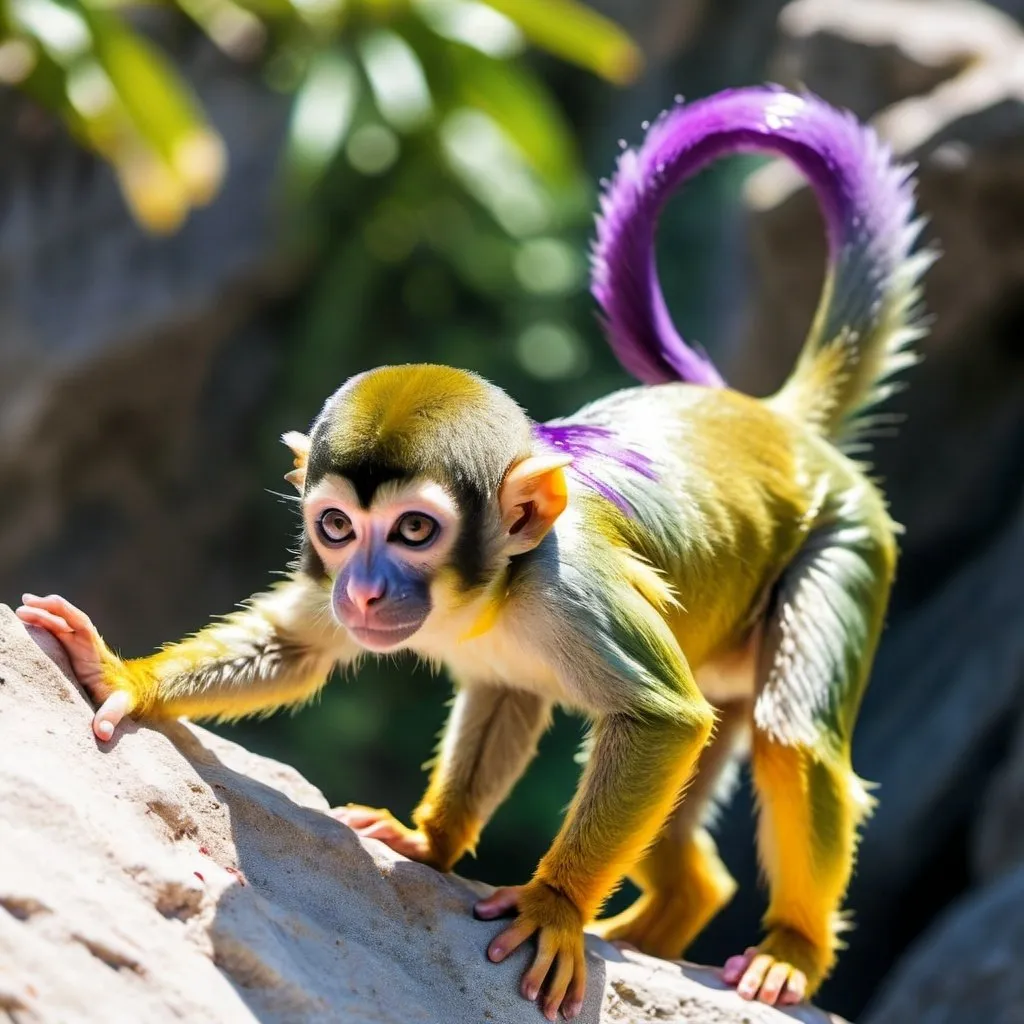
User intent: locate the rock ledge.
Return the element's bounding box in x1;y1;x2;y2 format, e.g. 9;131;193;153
0;606;843;1024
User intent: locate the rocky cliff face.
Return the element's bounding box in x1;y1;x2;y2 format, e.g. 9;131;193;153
0;608;845;1024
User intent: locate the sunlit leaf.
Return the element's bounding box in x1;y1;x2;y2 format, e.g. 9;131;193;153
174;0;266;61
359;27;433;132
8;0;91;61
483;0;641;84
75;3;226;206
413;0;523;58
440;107;550;237
447;44;575;186
286;48;359;187
14;42;192;231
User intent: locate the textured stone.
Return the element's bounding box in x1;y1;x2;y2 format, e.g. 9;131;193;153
863;865;1024;1024
973;709;1024;883
771;0;1022;118
0;607;846;1024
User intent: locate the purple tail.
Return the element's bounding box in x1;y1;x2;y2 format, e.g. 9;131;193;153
590;86;927;438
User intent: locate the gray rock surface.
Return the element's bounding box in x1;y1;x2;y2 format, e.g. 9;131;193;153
863;865;1024;1024
973;710;1024;884
0;606;846;1024
771;0;1021;118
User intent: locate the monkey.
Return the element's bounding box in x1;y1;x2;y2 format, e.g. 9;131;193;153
18;86;931;1019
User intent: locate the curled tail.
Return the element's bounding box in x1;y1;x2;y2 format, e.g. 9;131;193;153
590;85;932;448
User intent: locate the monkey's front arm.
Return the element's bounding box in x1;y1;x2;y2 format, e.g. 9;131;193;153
17;576;358;739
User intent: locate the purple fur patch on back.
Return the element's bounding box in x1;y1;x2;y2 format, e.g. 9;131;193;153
591;85;916;387
533;422;656;514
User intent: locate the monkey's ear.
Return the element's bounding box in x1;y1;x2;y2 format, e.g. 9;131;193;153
282;431;310;493
499;454;572;555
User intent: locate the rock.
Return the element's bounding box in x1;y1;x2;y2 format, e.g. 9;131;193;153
862;864;1024;1024
728;6;1024;610
973;710;1024;884
770;0;1022;118
0;606;846;1024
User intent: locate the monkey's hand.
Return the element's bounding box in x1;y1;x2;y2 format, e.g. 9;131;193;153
475;882;587;1021
332;805;435;864
16;594;133;743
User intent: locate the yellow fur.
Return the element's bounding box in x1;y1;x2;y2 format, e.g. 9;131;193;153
751;732;875;991
591;827;737;957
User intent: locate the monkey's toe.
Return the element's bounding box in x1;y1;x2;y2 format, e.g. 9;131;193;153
721;946;808;1006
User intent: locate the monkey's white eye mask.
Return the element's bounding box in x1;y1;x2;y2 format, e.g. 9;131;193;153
303;476;459;651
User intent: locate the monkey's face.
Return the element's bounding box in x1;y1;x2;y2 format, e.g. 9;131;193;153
303;475;461;652
289;364;572;651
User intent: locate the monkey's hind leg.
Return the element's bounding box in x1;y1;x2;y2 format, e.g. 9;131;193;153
590;700;749;958
725;497;894;1005
738;733;874;1004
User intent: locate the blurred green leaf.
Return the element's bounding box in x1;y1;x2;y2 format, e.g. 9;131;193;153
0;0;638;233
358;26;433;132
172;0;267;60
286;47;360;189
413;0;523;58
440;106;551;237
483;0;641;84
447;43;576;186
76;1;225;202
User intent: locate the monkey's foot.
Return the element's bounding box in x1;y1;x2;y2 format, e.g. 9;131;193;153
721;928;828;1007
590;871;734;960
590;894;695;960
331;805;433;864
476;882;587;1021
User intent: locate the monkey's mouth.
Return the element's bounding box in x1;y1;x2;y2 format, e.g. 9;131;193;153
347;622;422;651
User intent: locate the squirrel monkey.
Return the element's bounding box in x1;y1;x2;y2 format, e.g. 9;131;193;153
19;87;930;1018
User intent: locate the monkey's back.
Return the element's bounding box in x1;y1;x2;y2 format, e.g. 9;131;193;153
552;382;881;671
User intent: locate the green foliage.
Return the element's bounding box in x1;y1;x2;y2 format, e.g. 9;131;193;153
0;0;640;232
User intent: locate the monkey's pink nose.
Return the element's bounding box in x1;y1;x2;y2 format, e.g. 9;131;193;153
346;575;387;614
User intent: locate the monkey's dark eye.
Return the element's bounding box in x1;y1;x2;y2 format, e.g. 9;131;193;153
317;509;354;544
393;512;439;548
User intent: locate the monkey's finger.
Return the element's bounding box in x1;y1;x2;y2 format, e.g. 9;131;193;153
93;690;132;742
332;805;389;829
542;951;574;1021
487;916;535;963
736;953;774;1001
721;947;758;984
562;950;587;1019
16;606;73;634
521;931;558;1002
24;594;97;636
779;969;807;1005
357;819;406;843
475;886;522;920
757;961;792;1005
355;819;429;861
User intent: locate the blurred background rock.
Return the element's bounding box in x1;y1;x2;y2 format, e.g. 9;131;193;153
2;0;1022;1019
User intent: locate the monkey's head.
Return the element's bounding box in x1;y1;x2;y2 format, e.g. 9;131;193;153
283;365;570;652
